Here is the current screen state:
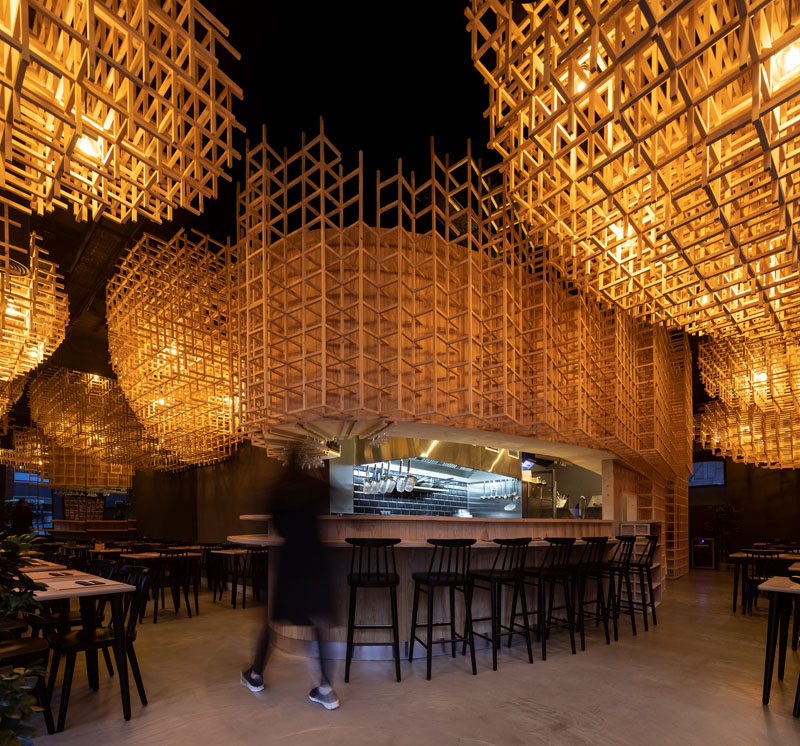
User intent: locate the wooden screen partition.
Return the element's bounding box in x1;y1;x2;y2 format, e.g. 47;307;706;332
0;0;242;223
235;124;693;577
48;445;133;491
106;230;239;468
466;0;800;339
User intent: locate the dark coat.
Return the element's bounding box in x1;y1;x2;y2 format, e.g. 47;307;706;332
269;471;333;625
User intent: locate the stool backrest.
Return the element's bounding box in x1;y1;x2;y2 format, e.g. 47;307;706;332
488;537;531;576
578;536;609;566
118;565;150;638
346;538;401;581
635;535;658;566
541;537;576;568
423;538;475;580
611;536;637;566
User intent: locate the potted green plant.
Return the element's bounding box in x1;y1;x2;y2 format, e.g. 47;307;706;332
0;533;46;746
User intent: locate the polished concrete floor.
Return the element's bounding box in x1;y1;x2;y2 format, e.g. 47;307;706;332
45;570;800;746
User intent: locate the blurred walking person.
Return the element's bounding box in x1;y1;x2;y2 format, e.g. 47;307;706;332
240;447;339;710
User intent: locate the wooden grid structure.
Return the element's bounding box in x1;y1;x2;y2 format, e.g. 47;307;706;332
28;365;180;469
696;399;800;469
467;0;800;338
0;200;68;381
106;229;239;468
0;424;133;489
235;124;692;577
0;372;26;420
699;335;800;413
0;0;242;223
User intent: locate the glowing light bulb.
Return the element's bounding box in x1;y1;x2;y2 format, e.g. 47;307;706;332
76;135;102;160
771;39;800;91
576;79;586;93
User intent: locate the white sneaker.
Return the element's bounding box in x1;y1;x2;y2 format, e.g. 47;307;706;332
240;669;264;692
308;687;340;710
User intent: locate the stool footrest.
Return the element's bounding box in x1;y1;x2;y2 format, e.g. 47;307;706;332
353;623;394;630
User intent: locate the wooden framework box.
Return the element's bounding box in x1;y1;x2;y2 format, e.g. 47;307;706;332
106;229;239;467
0;0;242;222
467;0;800;338
235;124;693;575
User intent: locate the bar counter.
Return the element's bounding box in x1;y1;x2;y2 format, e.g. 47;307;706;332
230;515;613;660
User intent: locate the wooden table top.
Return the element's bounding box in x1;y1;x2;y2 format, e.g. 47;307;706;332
789;562;800;573
124;551;201;560
89;548;123;554
21;560;67;573
34;573;135;601
211;548;249;555
227;534;615;549
758;576;800;595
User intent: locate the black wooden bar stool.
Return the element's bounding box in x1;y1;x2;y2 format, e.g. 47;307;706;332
344;538;402;683
571;536;611;650
511;537;576;660
606;536;638;638
408;538;477;680
465;538;533;671
628;535;658;631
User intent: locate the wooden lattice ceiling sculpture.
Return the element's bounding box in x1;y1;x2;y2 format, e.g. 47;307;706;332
466;0;800;338
0;0;242;223
0;199;68;382
235;124;693;482
696;399;800;468
106;229;239;467
28;365;180;469
237;124;693;575
699;334;800;412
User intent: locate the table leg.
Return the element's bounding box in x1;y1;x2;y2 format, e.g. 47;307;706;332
79;598;99;691
779;596;791;680
763;592;781;705
111;594;131;721
732;559;740;613
793;598;800;652
231;556;239;609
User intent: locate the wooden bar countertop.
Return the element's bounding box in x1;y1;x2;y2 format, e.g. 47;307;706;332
234;514;613;547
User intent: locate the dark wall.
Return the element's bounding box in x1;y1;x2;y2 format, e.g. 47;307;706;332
195;443;284;543
130;469;198;542
690;458;800;552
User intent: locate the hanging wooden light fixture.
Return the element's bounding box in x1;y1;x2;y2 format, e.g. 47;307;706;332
27;365;180;469
0;0;242;223
467;0;800;338
106;229;239;467
0;200;68;383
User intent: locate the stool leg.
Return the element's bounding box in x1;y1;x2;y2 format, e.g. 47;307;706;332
344;584;356;684
597;575;610;645
390;586;401;683
794;668;800;717
464;582;477;675
34;674;55;735
538;577;547;661
563;579;576;655
508;583;519;648
546;579;556;637
647;567;657;626
490;581;498;671
607;572;619;642
517;580;533;664
409;581;420;662
426;585;434;681
639;567;649;631
449;585;457;658
624;570;637;636
577;574;586;652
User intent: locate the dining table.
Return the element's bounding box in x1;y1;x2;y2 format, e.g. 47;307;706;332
757;575;800;715
29;568;137;730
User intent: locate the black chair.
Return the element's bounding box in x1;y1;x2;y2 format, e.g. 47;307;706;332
571;536;611;650
742;549;782;614
243;548;269;605
408;539;477;680
511;537;576;660
0;637;55;735
465;538;533;671
605;536;638;638
344;538;402;683
628;535;659;631
47;565;150;732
